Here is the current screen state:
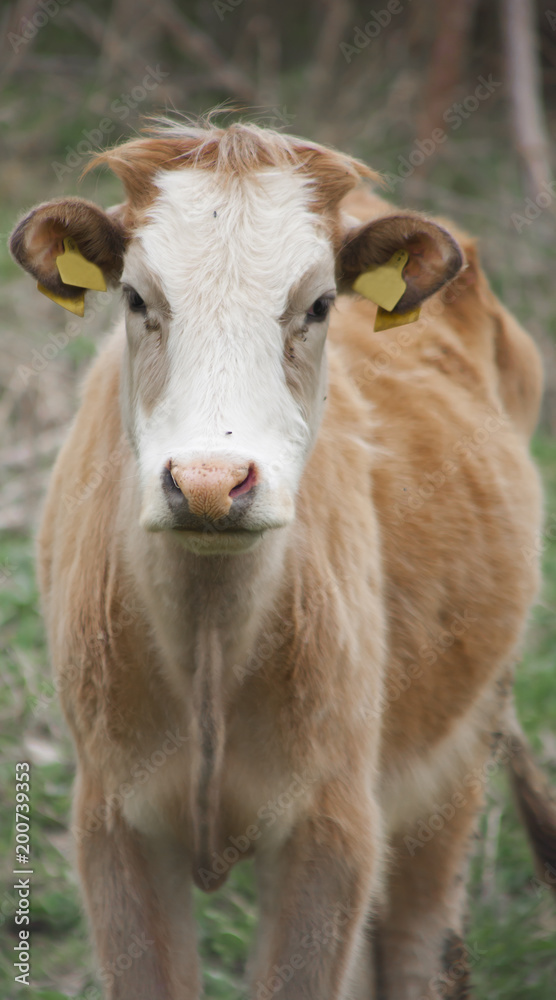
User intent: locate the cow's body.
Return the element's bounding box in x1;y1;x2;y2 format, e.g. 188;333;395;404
12;124;554;999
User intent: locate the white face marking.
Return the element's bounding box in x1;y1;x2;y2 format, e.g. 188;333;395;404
120;168;336;549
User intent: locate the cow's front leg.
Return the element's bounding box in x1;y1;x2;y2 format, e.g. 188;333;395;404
74;775;200;1000
251;783;381;1000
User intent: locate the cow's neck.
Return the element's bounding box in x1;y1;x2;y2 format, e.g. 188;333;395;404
185;536;289;881
129;520;291;872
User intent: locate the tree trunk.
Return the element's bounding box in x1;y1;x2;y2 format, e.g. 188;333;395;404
502;0;554;202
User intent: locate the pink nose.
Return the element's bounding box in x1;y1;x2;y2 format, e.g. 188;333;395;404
168;459;257;521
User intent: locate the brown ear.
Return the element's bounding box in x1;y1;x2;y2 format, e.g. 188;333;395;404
337;213;464;312
9;197;127;299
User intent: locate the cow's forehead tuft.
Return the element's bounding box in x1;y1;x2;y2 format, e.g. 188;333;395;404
85;118;379;219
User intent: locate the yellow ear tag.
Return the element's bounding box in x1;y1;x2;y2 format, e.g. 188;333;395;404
353;248;408;311
37;282;85;317
374;305;421;332
56;237;106;292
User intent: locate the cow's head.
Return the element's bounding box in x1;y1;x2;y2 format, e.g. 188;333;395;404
10;122;463;554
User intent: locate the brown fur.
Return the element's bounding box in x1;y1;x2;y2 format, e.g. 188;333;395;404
338;213;464;311
85;119;379;224
9;197;126;296
14;124;553;999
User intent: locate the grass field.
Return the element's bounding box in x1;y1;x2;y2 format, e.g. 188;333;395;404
1;132;556;996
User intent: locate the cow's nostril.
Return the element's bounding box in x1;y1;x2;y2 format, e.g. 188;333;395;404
229;463;257;499
163;462;182;493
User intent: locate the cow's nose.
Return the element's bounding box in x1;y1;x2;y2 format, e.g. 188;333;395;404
165;459;258;521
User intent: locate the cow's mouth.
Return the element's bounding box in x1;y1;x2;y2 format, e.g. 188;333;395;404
170;503;258;536
173;525;265;555
175;524;260;537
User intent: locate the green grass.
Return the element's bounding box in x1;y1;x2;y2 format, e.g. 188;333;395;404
0;440;555;997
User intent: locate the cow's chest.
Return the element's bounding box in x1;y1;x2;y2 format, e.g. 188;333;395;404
120;698;311;871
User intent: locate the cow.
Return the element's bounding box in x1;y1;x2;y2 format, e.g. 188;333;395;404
10;119;556;1000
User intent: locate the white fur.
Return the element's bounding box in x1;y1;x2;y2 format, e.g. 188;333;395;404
119;168;335;548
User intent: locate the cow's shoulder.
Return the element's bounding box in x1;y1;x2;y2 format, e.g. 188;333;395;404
339;186;542;436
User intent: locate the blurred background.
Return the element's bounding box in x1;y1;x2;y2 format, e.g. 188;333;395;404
1;0;556;997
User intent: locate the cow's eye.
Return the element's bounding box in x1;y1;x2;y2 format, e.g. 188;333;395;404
306;296;333;323
123;286;146;313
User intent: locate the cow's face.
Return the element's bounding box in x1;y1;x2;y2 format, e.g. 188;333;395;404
10;128;463;554
118;167;335;552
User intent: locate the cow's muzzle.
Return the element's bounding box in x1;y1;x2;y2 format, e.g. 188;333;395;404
161;458;258;532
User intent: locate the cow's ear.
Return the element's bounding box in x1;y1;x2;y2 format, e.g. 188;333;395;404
9;197;127;312
337;213;464;312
